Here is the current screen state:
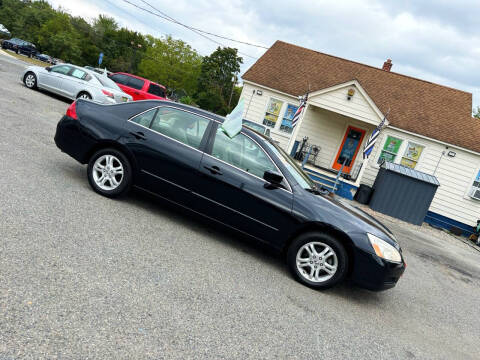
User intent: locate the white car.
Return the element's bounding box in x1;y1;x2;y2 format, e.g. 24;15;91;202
21;64;133;104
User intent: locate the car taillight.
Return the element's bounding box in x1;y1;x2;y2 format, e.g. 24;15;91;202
102;89;114;98
66;101;78;120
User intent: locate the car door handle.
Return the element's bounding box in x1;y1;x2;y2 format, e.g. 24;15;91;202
204;165;222;175
129;131;146;140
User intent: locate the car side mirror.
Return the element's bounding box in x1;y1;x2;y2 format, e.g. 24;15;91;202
45;66;51;71
265;128;271;137
263;170;283;187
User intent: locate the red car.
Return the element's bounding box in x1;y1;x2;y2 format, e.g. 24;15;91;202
108;72;167;101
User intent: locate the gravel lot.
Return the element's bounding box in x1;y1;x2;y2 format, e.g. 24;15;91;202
1;53;480;360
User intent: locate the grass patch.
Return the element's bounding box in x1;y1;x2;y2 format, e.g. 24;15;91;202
2;50;49;67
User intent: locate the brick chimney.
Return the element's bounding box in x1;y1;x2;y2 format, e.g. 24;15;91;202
382;59;393;72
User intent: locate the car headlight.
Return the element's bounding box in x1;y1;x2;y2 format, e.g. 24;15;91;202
367;233;402;263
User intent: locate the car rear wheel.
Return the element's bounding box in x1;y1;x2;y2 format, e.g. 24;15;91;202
87;148;132;198
77;92;92;100
287;232;348;290
23;72;37;89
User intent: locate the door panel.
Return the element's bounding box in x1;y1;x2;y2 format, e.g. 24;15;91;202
332;126;366;174
194;127;294;246
119;107;212;205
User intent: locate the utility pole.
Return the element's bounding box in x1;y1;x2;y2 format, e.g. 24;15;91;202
228;73;238;109
129;41;142;73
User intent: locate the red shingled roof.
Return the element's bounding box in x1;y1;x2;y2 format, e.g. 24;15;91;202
243;41;479;153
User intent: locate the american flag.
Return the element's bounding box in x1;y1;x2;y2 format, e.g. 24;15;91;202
363;110;389;159
292;93;308;128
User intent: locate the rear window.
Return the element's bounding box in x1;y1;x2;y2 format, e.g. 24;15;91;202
94;74;121;90
109;74;129;85
147;83;166;97
127;76;145;90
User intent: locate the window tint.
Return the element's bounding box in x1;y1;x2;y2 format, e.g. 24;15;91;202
51;65;71;75
71;68;87;79
131;109;156;128
150;108;209;149
147;83;166;97
211;129;276;178
127;77;145;90
110;74;129;85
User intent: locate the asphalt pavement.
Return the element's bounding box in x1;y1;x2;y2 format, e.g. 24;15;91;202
1;54;480;359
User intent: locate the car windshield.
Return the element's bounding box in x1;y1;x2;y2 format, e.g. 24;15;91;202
93;74;121;91
263;140;316;190
242;120;266;134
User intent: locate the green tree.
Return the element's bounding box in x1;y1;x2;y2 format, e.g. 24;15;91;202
195;47;242;115
138;35;202;95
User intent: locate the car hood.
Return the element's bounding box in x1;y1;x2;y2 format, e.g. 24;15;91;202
302;189;399;248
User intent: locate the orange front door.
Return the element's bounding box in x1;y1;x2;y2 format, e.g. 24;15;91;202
332;126;366;174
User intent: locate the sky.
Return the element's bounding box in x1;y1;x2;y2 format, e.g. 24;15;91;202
47;0;480;111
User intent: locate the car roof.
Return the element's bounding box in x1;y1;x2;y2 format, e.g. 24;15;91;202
113;72;166;89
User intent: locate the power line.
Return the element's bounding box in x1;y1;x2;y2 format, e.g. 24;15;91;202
118;0;260;59
137;0;269;49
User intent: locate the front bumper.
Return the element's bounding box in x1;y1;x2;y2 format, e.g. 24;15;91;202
350;248;405;291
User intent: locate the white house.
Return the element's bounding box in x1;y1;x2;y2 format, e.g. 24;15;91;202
239;40;480;236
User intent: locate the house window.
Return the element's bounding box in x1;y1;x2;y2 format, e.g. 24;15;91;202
263;98;283;128
378;136;403;164
400;142;424;169
279;104;299;133
469;170;480;200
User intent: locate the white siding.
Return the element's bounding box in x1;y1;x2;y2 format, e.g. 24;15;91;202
361;128;480;227
308;83;381;126
294;107;375;170
240;82;298;149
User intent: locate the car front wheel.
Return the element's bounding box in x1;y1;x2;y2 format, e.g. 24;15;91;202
87;148;132;198
287;232;348;290
23;72;37;89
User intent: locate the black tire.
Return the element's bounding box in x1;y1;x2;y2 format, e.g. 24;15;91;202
87;148;132;198
77;91;92;100
287;232;348;290
23;72;37;89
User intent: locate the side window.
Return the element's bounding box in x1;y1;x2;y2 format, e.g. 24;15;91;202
211;128;276;178
131;108;157;128
71;68;87;80
127;77;145;90
150;108;209;149
110;74;128;85
147;83;166;97
51;65;71;75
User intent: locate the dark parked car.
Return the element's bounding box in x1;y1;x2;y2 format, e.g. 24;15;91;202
2;37;37;56
54;100;406;291
35;53;55;64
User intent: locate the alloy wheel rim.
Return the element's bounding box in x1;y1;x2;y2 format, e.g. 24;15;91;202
92;155;124;191
296;241;338;283
25;74;35;88
79;93;90;99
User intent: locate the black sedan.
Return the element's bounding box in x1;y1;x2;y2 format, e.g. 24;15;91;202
55;100;406;290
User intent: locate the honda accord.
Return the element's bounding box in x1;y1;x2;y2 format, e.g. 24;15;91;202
54;100;406;291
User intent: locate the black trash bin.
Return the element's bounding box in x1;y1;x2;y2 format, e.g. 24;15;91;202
354;184;373;204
